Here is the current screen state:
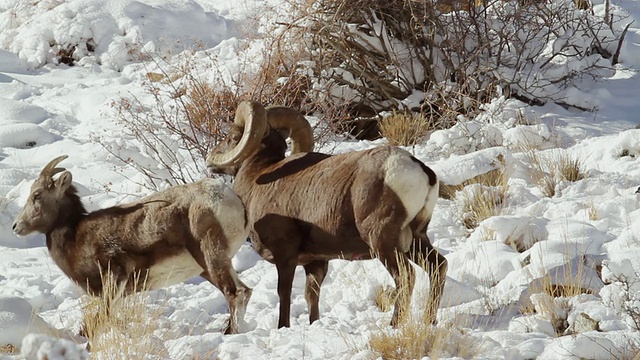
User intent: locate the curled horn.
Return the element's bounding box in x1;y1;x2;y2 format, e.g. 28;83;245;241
207;101;268;166
40;155;69;178
265;106;314;154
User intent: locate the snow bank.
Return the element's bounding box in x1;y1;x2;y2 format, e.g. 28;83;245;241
0;0;229;70
0;296;66;348
21;334;87;360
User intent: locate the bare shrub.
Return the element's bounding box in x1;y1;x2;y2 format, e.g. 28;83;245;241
280;0;628;136
105;6;343;187
105;0;615;188
604;267;640;331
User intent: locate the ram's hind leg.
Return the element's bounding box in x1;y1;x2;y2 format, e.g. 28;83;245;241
303;260;328;324
408;215;447;325
368;223;416;327
358;197;416;327
378;245;415;327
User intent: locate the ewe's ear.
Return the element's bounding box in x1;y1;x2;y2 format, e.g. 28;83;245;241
55;171;73;192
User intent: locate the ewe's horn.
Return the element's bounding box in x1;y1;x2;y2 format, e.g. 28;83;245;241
40;155;68;177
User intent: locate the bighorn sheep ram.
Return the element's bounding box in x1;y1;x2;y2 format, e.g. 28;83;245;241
12;156;251;334
207;101;447;328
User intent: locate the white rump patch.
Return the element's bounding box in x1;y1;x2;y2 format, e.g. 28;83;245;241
147;250;203;290
384;151;432;225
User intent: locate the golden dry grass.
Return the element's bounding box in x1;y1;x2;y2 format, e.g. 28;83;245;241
555;153;584;183
457;169;509;230
440;166;507;200
374;286;396;313
0;344;17;354
82;271;168;359
145;72;165;83
526;150;584;197
587;199;598;221
379;112;437;146
368;253;475;359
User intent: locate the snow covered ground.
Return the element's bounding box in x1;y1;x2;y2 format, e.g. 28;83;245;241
1;0;640;359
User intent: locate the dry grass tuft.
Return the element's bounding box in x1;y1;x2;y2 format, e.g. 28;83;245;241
369;323;452;360
374;286;397;313
369;253;475;359
526;150;584;197
0;344;17;354
82;270;168;359
555;153;584;183
457;169;509;230
146;72;165;83
587;199;598;221
461;186;503;230
440;166;507;200
522;255;596;334
369;299;476;359
378;112;438;146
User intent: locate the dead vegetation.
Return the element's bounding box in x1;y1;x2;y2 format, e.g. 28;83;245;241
369;254;475;359
0;344;17;354
107;0;623;188
378;112;440;146
81;271;168;359
526;150;585;197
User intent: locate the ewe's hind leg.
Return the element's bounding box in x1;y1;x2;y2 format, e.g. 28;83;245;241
409;226;447;325
303;260;329;324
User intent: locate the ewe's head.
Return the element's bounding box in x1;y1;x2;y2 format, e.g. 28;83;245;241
206;101;314;176
13;155;73;236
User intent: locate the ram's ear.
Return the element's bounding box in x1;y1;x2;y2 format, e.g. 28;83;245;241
55;171;73;193
275;128;290;140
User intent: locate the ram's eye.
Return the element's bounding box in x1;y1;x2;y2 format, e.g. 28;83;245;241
32;192;42;201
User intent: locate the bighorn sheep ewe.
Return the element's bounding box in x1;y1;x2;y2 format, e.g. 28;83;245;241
207;101;447;328
12;156;251;334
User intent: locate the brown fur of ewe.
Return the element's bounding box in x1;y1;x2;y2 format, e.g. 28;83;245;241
12;156;251;334
207;101;447;329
